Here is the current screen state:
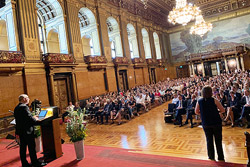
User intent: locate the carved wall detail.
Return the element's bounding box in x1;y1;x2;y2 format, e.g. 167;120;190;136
42;53;75;64
0;51;24;63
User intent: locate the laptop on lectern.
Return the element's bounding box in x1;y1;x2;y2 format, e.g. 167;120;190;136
38;110;48;120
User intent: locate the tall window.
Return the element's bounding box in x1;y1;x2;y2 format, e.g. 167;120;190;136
111;41;116;58
38;15;45;54
90;38;94;55
129;42;134;59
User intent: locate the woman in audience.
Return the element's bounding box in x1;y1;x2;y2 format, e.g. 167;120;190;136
224;90;241;127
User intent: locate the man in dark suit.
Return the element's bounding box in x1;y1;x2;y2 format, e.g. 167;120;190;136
174;95;187;127
14;94;47;167
184;95;197;128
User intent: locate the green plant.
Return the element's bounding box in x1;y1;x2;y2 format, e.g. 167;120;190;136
34;126;41;138
66;112;87;142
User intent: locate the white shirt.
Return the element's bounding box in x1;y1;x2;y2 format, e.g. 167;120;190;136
245;95;250;105
172;98;179;104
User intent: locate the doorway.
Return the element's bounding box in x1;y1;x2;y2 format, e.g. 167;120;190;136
48;73;75;113
149;68;156;84
118;70;129;91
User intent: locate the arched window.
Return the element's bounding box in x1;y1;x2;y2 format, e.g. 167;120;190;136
36;0;68;53
90;38;94;56
47;29;60;53
107;17;123;58
78;8;100;56
37;14;46;54
127;24;139;58
129;42;134;58
141;28;152;59
0;20;9;50
111;41;116;58
153;32;162;59
0;0;18;51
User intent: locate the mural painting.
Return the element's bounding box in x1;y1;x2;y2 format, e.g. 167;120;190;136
170;14;250;62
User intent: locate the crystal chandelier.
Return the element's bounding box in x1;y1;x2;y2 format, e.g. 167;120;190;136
168;0;200;26
141;0;148;9
190;15;213;37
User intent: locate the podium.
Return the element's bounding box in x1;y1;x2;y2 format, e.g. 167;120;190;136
39;107;62;162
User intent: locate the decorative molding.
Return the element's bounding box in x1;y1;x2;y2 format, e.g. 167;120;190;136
42;53;75;64
0;51;24;63
84;55;107;70
113;57;129;66
146;58;157;66
186;46;247;63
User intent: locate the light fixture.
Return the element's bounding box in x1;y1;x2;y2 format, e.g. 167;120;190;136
141;0;148;9
190;15;213;37
168;0;200;26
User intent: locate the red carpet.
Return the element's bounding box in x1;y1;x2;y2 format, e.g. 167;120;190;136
0;139;245;167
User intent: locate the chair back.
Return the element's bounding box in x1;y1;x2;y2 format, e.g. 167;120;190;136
168;103;176;113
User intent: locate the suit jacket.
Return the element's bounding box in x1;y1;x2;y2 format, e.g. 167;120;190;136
187;99;197;109
176;100;187;109
14;103;38;136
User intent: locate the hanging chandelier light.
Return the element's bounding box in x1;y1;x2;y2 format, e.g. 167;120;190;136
141;0;148;9
168;0;200;26
190;15;213;37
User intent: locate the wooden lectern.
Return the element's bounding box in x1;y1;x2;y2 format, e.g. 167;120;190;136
39;107;62;162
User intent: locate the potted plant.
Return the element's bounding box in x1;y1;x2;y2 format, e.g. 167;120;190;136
66;112;87;160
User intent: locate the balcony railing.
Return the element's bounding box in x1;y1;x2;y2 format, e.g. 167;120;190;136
42;53;75;64
113;57;129;65
146;58;157;66
84;55;107;70
0;50;24;63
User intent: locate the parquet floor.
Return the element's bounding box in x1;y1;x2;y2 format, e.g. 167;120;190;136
61;102;249;165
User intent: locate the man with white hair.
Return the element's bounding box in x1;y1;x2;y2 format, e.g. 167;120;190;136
14;94;47;167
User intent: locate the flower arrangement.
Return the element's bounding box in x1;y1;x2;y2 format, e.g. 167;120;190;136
66;111;87;142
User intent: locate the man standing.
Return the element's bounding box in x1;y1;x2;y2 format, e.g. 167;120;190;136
14;94;47;167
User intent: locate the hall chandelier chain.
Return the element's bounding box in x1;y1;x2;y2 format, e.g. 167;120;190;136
141;0;148;9
168;0;200;26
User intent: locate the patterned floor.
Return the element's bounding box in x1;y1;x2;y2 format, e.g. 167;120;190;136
61;102;248;165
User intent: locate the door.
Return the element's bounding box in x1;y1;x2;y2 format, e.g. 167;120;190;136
151;68;156;84
54;79;69;112
118;70;128;91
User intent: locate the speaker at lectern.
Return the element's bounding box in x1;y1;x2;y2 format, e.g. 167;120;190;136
38;106;62;162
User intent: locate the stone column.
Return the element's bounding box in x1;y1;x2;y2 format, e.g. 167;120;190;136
135;22;145;59
240;54;245;71
236;56;240;71
148;28;156;60
49;72;55;106
96;6;112;63
201;61;205;77
64;0;84;63
191;63;195;76
189;63;192;76
119;11;131;60
72;69;78;102
16;0;41;62
224;57;229;73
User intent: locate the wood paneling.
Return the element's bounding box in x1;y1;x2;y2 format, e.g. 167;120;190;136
134;68;144;86
76;71;107;100
0;75;24;117
25;74;49;107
